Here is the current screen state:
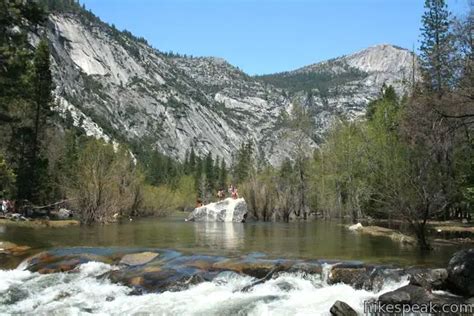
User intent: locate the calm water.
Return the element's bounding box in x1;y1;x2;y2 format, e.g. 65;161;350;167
0;214;468;269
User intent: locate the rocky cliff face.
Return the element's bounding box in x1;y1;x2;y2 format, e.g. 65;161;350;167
257;44;419;141
41;12;417;165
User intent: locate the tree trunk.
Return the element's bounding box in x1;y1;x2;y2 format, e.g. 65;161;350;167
414;222;432;251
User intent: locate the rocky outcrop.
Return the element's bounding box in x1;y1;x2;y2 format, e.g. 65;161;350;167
447;249;474;297
186;198;248;222
330;300;358;316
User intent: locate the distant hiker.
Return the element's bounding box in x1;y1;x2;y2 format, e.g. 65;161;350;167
1;199;6;214
231;188;239;199
196;199;203;208
228;185;235;195
217;190;225;200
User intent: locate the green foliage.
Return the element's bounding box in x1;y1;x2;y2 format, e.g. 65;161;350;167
232;141;254;184
37;0;81;13
0;154;15;198
140;184;178;217
256;62;367;96
419;0;454;93
67;138;143;224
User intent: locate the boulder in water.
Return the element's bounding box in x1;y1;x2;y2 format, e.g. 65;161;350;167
378;284;465;307
0;241;31;256
186;198;247;222
447;248;474;297
330;300;357;316
408;268;448;291
120;252;159;266
348;223;363;231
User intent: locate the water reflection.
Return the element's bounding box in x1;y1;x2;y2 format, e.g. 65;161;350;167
194;222;244;250
0;216;471;269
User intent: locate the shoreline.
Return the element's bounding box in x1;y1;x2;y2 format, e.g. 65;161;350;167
0;218;80;228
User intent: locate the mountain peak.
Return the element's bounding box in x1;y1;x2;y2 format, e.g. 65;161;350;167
345;43;414;74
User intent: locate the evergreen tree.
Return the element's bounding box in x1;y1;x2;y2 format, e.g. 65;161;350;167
233;141;254;184
15;38;54;204
189;147;196;173
204;152;215;192
183;149;190;174
218;159;227;190
420;0;453;93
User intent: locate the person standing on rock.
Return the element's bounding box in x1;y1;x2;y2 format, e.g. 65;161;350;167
217;189;225;200
231;187;239;199
196;199;203;208
1;199;8;214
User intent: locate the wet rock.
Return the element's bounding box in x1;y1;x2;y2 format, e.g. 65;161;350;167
370;268;405;292
330;300;358;316
241;264;286;292
26;252;110;274
328;264;372;290
379;284;464;307
328;264;403;291
275;280;295;291
119;252;159;266
408;268;448;290
186;198;247;222
212;258;295;279
212;259;278;278
447;249;474;297
0;241;31;256
109;268;208;293
348;223;363;231
287;262;322;275
379;285;421;304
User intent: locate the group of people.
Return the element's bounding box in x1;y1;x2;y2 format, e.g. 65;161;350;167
1;199;13;214
196;184;240;208
217;185;239;200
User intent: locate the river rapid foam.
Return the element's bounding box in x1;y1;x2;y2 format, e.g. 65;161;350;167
0;261;408;315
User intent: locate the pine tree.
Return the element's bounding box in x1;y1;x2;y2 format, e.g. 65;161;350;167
15;38;54;203
218;159;227;190
233;141;254;184
204;152;215;192
189;147;196;173
420;0;453;93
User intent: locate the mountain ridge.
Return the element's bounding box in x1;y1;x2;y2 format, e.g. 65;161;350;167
34;9;417;166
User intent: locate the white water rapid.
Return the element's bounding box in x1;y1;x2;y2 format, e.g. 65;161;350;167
0;261;408;315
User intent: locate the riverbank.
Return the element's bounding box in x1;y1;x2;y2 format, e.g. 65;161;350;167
348;221;474;247
0;218;80;228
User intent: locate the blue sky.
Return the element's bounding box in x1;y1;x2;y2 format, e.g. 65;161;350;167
80;0;470;75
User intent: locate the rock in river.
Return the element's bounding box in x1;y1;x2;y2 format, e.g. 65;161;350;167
0;241;31;256
330;300;358;316
120;252;160;266
186;198;247;222
447;248;474;297
408;268;448;290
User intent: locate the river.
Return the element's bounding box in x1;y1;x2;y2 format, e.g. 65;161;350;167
0;215;470;315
